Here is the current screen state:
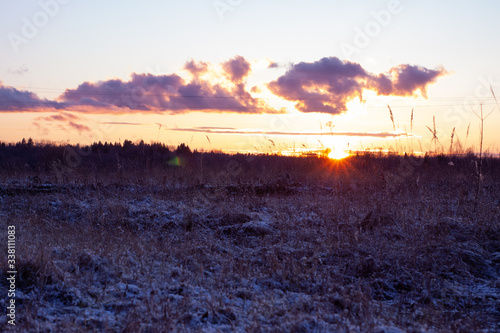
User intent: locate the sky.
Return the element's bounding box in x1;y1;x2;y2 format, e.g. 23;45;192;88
1;0;500;155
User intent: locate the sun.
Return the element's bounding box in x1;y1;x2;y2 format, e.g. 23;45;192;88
328;150;350;160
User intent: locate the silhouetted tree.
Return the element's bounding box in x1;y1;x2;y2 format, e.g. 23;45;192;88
176;143;192;156
123;140;133;150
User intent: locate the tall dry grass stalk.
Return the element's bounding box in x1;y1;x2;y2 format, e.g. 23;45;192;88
426;116;438;153
449;127;455;154
410;108;414;153
157;123;162;143
490;84;499;110
472;104;494;206
387;105;400;152
387;105;396;131
464;123;471;149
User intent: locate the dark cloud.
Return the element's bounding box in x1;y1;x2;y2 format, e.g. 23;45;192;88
0;56;445;116
268;57;368;114
268;57;446;114
0;82;64;111
222;55;251;83
60;74;184;111
57;57;277;114
370;64;446;98
268;61;279;69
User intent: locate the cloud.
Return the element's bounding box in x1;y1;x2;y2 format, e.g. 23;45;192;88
184;59;209;77
267;61;279;69
268;57;446;114
58;57;277;114
268;57;367;114
0;56;445;116
222;55;251;83
7;65;28;75
0;82;64;111
59;74;183;112
34;113;81;122
251;86;262;93
68;121;91;133
370;64;446;98
100;121;159;126
169;126;408;138
33;112;90;135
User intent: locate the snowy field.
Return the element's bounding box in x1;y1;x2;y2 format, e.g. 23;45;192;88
0;154;499;332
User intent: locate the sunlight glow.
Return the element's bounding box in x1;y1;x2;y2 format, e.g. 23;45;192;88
328;149;350;160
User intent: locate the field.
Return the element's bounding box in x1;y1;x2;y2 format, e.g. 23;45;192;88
0;142;499;332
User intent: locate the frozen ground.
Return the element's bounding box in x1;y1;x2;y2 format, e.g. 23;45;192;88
0;166;499;332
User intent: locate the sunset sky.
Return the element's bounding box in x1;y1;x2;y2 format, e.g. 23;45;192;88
1;0;500;155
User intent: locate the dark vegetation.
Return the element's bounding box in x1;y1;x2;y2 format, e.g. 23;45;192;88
0;139;499;332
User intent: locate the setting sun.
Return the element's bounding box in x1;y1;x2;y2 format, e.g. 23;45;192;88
328;149;350;160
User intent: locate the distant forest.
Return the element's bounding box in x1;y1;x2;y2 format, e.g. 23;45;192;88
1;138;499;185
0;138;191;172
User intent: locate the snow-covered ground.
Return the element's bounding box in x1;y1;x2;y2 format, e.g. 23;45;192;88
0;172;499;332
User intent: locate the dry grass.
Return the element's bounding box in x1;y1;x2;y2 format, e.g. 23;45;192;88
0;154;499;332
426;116;439;153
